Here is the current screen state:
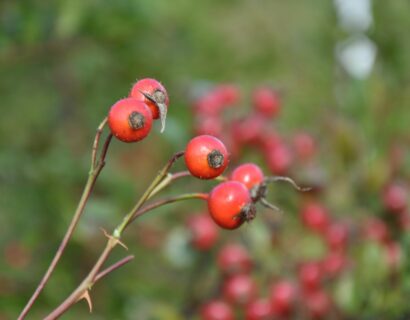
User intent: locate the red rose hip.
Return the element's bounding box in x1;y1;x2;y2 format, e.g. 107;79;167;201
129;78;169;131
208;181;253;229
185;135;229;179
186;213;219;251
108;98;153;143
200;300;234;320
231;163;264;190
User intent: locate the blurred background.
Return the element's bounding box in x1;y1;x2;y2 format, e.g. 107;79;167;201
1;0;410;319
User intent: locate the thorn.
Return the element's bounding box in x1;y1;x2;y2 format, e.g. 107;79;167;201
100;228;128;250
77;290;93;313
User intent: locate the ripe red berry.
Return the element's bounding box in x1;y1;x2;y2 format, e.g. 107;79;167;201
252;87;281;118
298;262;322;292
223;274;257;305
231;115;265;145
194;93;224;117
300;201;330;234
382;182;407;214
186;213;219;251
208;181;253;229
195;116;223;137
129;78;169;119
108;98;153;143
230;163;264;190
214;84;240;106
200;300;234;320
245;298;272;320
185;135;229;180
270;280;297;317
217;244;252;275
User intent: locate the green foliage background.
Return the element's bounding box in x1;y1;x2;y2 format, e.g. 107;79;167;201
1;1;410;319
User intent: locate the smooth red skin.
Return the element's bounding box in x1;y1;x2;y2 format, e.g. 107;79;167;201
231;163;264;190
252;87;281;118
325;223;349;251
108;98;152;142
298;262;322;292
217;244;252;274
186;213;219;251
223;274;257;305
293;132;316;160
363;217;390;244
265;143;293;175
304;290;332;319
129;78;169;119
270;281;297;317
321;252;346;277
208;181;250;229
200;300;234;320
382;183;407;213
185;135;229;180
300;202;330;234
245;299;272;320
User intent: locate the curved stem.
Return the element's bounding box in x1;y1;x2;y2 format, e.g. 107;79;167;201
18;118;111;320
129;192;209;224
94;255;135;283
264;175;311;192
114;151;185;235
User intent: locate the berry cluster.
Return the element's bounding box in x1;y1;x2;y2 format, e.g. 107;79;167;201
108;78;169;142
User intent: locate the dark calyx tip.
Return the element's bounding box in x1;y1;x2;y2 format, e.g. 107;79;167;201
241;203;257;222
128;111;145;130
207;150;224;169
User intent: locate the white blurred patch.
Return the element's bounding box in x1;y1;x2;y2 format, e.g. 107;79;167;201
163;227;193;268
336;35;377;79
334;0;373;32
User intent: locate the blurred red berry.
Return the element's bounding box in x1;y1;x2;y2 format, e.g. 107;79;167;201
270;280;297;317
217;244;252;275
265;143;293;175
325;222;349;251
384;241;402;270
231;163;264;190
194;93;224;117
108;98;153;142
195;116;223;137
245;298;272;320
223;274;257;305
321;252;346;277
129;78;169;120
208;181;253;229
300;201;330;234
184;135;229;179
252;87;281;118
382;182;407;214
363;217;390;244
186;213;219;251
231;115;266;145
293;132;316;161
304;289;332;319
200;300;234;320
214;84;240;106
298;261;322;292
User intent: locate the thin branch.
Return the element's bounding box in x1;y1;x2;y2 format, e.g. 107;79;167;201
18;120;112;320
91;117;108;168
94;255;135;283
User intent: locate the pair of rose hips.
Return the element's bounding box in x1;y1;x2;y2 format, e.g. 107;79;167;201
108;78;169;142
184;134;266;229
